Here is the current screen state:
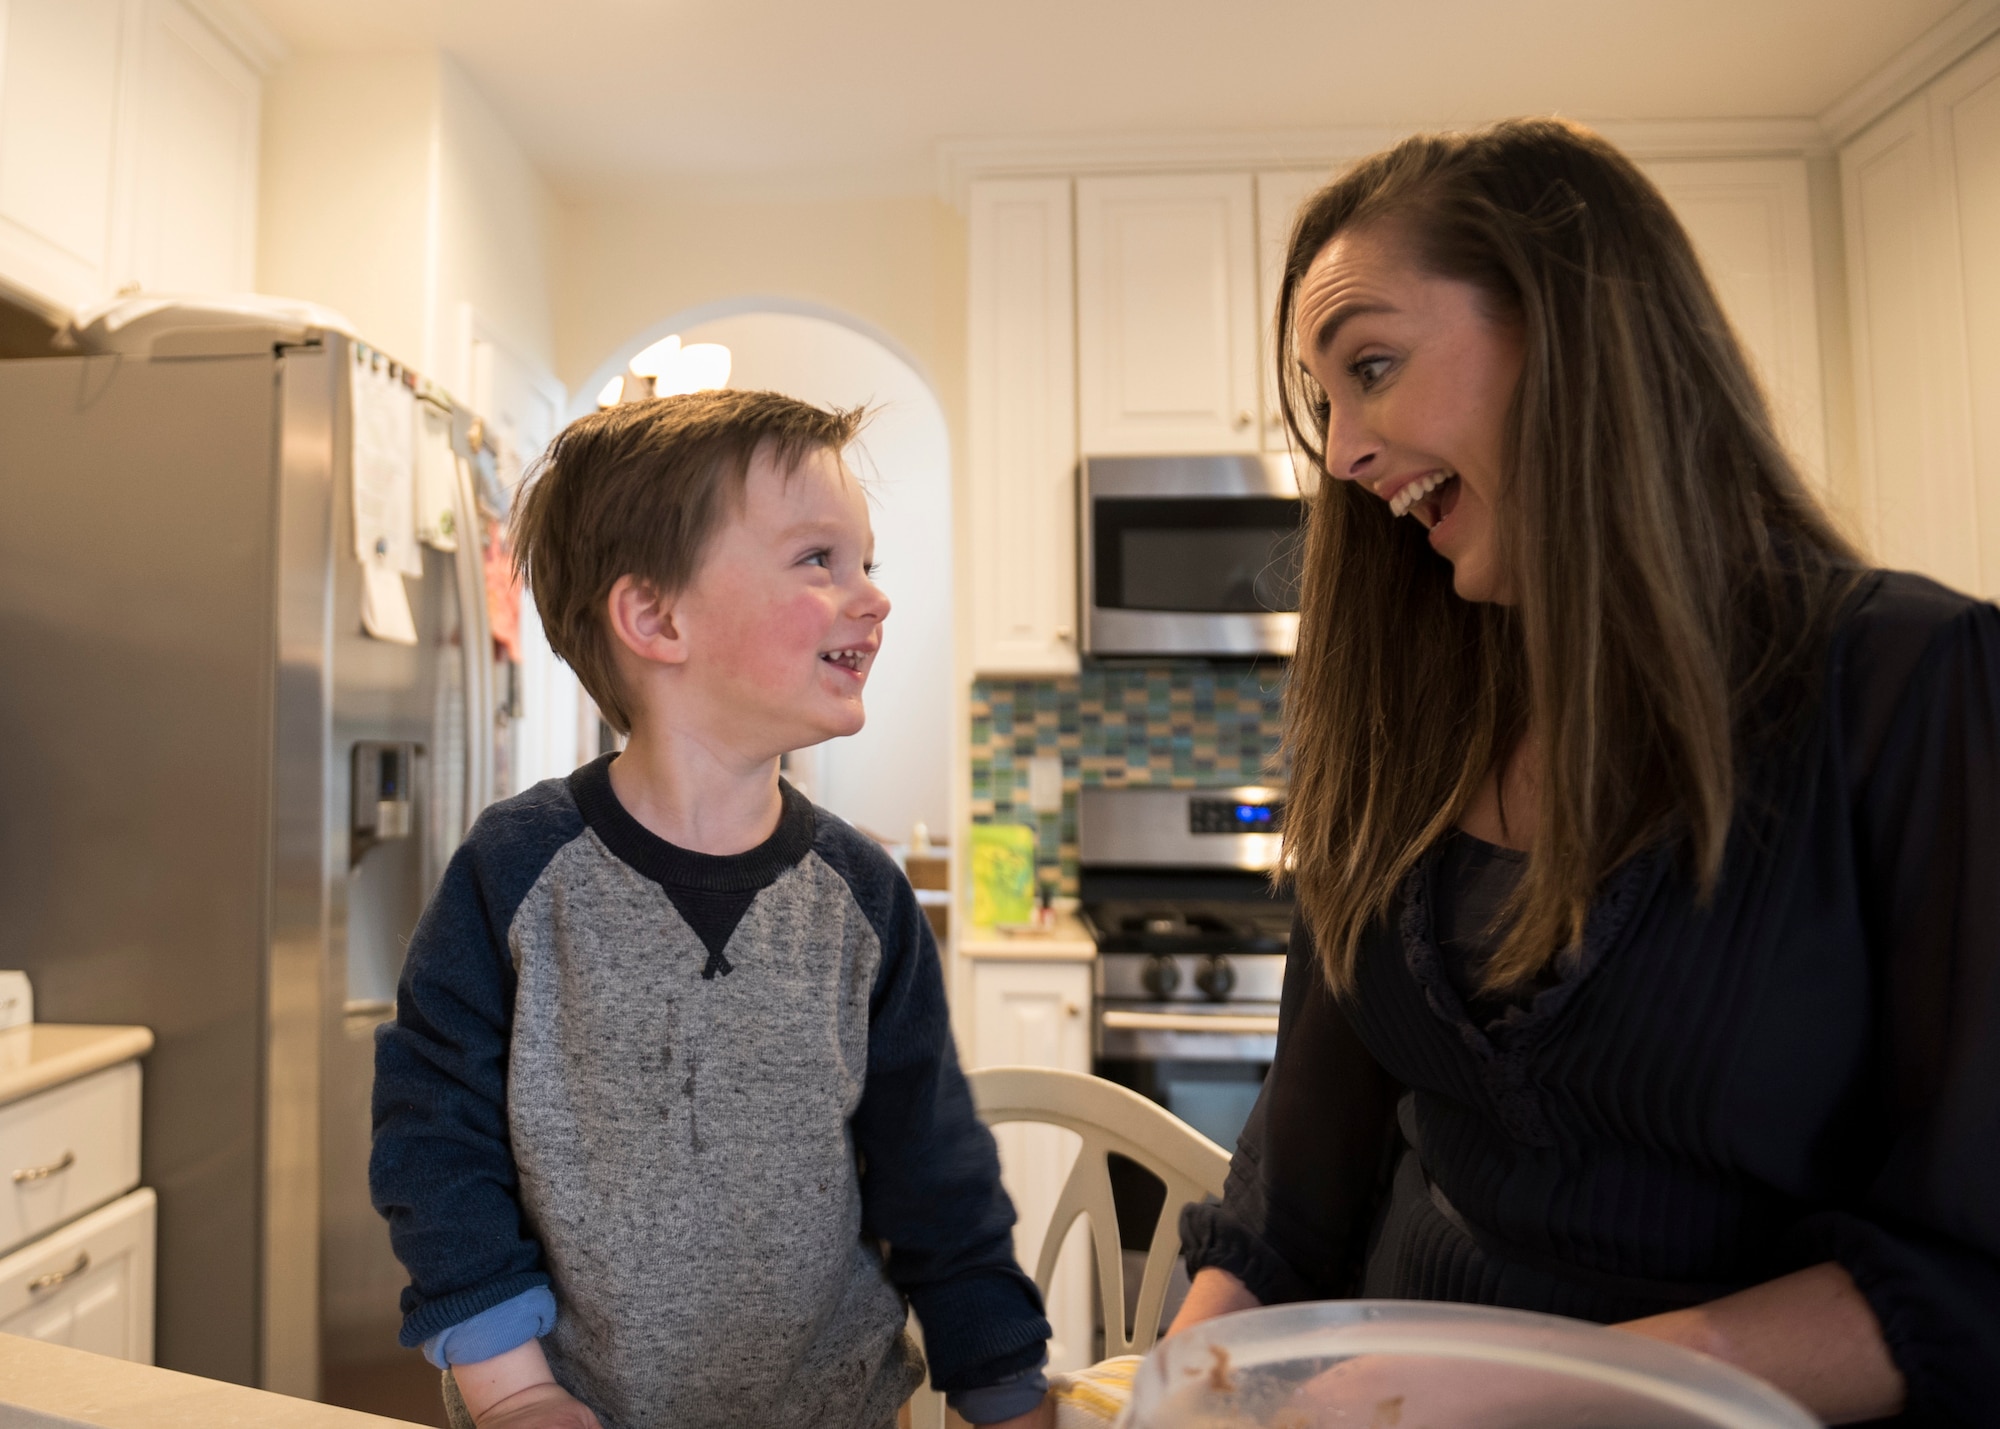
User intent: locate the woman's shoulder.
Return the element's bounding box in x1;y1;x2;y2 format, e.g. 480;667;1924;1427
1835;568;2000;775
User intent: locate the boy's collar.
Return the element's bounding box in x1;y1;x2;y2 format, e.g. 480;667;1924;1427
567;753;817;893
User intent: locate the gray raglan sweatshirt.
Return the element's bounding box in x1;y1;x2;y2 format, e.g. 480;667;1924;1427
370;756;1050;1429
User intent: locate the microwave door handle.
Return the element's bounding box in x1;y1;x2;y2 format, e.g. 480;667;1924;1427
1098;1009;1281;1036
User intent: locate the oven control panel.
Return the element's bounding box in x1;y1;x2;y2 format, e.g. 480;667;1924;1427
1189;796;1283;835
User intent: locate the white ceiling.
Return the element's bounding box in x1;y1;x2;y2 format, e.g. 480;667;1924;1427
238;0;1964;200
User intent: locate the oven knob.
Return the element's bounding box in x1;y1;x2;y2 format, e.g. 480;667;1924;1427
1196;954;1236;1001
1142;954;1181;999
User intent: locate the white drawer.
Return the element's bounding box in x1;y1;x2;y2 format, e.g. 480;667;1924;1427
0;1061;141;1257
0;1186;155;1364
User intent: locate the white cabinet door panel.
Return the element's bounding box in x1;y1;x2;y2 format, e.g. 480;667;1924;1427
0;1186;155;1364
1644;158;1828;489
0;0;127;308
968;959;1093;1369
129;0;258;294
1255;169;1332;451
1931;33;2000;596
968;178;1080;674
1078;174;1259;454
1843;92;1985;592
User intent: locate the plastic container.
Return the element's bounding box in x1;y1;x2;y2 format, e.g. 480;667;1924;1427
1125;1302;1817;1429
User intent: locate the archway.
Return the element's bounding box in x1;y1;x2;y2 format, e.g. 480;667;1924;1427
567;301;955;846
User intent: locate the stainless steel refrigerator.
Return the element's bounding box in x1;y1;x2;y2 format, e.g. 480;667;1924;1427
0;306;504;1402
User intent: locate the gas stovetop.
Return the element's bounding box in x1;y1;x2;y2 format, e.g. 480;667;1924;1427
1080;899;1294;955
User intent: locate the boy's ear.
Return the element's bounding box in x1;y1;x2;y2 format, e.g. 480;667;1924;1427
605;575;690;668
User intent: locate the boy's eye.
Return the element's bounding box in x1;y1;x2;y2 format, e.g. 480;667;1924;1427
801;548;830;568
864;561;880;579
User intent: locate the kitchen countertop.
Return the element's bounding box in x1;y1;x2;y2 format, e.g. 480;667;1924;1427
960;913;1096;960
0;1335;424;1427
0;1024;153;1108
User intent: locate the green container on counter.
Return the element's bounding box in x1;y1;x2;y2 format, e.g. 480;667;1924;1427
969;823;1036;927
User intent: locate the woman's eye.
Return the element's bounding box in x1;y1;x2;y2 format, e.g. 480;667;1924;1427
1349;354;1392;390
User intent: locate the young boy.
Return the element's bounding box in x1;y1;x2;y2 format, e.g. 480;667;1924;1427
370;391;1052;1429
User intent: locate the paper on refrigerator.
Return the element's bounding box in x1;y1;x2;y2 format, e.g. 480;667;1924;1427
414;400;459;551
351;351;422;643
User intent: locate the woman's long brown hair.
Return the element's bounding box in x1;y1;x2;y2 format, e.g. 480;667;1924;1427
1277;119;1863;994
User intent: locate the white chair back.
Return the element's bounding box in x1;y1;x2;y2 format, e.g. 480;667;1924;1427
904;1067;1232;1429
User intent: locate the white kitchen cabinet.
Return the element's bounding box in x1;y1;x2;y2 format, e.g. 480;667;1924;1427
0;0;128;312
1077;173;1261;455
966;955;1094;1370
1842;30;2000;596
0;1186;155;1363
126;0;260;295
0;0;262;316
967;178;1080;675
1256;169;1336;450
1641;158;1828;488
0;1060;141;1257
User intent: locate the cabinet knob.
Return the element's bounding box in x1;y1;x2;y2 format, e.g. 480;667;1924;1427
1064;1001;1082;1019
1235;409;1254;429
1053;625;1074;643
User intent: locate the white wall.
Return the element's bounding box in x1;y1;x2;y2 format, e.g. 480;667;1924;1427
675;310;955;843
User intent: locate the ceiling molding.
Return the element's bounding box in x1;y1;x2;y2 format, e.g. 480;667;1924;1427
936;117;1831;209
1819;0;2000;146
179;0;290;74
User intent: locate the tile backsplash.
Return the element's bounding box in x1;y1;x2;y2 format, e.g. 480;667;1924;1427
970;664;1288;895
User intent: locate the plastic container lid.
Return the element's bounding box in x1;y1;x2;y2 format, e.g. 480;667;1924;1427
1126;1302;1817;1429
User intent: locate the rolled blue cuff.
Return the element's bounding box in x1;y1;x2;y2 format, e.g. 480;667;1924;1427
420;1286;558;1369
948;1361;1049;1425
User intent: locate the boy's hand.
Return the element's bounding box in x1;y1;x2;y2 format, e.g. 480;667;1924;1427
472;1381;605;1429
456;1339;602;1429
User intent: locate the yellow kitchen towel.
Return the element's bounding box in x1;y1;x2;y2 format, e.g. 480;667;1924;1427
1049;1355;1142;1429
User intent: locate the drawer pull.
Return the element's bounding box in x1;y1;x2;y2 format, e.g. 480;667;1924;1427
12;1150;75;1184
28;1252;89;1293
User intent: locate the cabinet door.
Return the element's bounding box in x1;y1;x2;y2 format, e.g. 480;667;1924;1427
1842;92;1985;592
1256;169;1333;451
124;0;259;294
1642;158;1828;489
1077;173;1260;455
967;959;1093;1368
0;0;129;311
0;1187;156;1364
1928;32;2000;597
968;178;1080;675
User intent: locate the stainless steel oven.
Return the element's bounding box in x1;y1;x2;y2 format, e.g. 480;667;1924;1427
1080;454;1308;659
1080;785;1288;1153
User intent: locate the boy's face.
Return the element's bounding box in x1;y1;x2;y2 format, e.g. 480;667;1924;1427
667;443;890;756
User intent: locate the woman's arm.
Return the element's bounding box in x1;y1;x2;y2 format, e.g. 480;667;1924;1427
1619;1262;1902;1423
1165;1266;1262;1337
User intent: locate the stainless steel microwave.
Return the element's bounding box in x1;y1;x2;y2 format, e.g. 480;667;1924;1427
1080;454;1308;658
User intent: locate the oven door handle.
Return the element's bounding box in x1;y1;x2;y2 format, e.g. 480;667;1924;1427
1100;1009;1281;1035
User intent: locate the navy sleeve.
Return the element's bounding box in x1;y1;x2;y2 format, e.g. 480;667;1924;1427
1822;592;2000;1423
369;784;583;1348
1180;914;1403;1304
820;826;1052;1396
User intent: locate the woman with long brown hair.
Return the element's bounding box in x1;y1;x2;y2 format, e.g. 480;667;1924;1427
1169;120;1999;1424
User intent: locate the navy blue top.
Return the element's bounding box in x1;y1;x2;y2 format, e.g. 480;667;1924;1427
1184;571;2000;1426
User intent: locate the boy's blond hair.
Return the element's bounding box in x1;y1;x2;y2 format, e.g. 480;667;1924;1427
511;389;862;734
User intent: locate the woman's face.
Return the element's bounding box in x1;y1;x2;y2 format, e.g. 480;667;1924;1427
1294;225;1524;604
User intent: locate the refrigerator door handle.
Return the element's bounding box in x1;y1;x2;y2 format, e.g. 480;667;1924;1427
452;450;493;828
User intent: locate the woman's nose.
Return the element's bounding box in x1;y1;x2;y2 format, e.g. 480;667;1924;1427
1323;404;1378;484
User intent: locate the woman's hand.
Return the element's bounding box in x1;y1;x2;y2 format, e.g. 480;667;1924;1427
1617;1262;1904;1424
1164;1266;1262;1338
